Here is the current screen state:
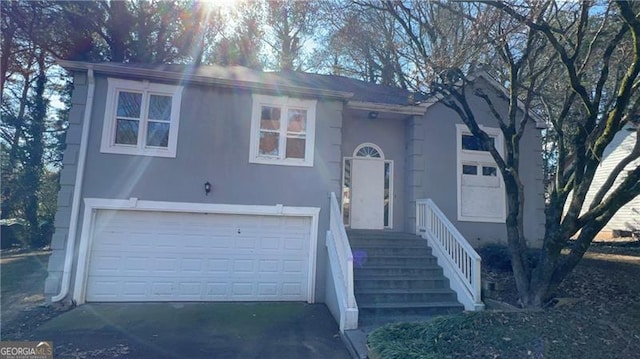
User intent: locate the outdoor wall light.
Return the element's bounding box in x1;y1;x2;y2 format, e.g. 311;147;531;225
204;181;212;195
368;111;379;120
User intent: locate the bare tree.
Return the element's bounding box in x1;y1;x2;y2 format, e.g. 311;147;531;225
375;0;640;307
263;0;321;71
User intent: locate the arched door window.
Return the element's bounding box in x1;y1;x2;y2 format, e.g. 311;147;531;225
353;143;384;159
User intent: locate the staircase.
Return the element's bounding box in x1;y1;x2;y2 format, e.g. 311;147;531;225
348;230;464;328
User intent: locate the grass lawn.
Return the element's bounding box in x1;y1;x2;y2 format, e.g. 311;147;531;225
368;241;640;359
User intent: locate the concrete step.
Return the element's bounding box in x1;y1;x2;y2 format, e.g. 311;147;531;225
350;237;430;246
359;255;439;266
350;246;433;257
347;231;423;240
356;288;458;304
348;230;466;331
355;265;443;277
355;277;449;290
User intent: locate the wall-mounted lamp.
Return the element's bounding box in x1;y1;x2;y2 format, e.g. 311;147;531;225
368;111;379;120
204;181;212;195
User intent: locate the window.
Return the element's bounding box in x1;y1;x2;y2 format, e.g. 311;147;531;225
356;145;381;158
461;134;495;151
101;78;183;157
462;164;478;175
482;166;497;177
384;161;391;227
250;94;316;166
342;158;351;225
456;124;505;223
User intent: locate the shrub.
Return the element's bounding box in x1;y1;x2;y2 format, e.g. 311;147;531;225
478;244;512;272
478;244;541;272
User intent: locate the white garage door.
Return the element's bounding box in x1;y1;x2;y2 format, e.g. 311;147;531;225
85;210;311;302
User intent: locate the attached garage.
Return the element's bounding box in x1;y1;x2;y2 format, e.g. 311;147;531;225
73;199;319;304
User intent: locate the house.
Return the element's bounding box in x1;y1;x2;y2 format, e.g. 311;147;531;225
581;123;639;238
45;61;545;330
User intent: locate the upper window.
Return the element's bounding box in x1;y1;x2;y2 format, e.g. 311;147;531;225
101;78;183;158
461;134;495;152
250;94;317;166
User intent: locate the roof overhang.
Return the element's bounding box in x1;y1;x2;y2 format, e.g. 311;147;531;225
347;100;425;116
57;60;354;101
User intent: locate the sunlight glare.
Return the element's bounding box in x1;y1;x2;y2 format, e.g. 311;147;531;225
200;0;241;9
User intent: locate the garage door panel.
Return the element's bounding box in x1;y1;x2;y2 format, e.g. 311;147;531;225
151;282;173;296
86;210;312;302
258;260;279;272
282;282;304;295
206;259;230;272
257;283;279;296
233;259;254;272
283;260;306;273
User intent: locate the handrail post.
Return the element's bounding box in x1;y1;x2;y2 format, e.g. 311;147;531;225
347;258;355;307
327;192;358;330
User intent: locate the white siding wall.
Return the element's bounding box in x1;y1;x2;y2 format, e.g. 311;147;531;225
582;127;639;234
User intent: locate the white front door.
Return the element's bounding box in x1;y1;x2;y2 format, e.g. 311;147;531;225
350;158;385;229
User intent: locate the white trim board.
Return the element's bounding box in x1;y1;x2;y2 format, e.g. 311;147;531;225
73;198;320;304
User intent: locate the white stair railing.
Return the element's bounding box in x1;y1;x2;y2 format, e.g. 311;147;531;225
416;199;484;311
325;192;358;331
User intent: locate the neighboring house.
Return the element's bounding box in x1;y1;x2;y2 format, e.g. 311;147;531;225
581;124;639;238
45;61;544;325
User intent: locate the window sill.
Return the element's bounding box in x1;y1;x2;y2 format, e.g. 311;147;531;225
457;215;506;223
249;157;313;167
100;145;177;158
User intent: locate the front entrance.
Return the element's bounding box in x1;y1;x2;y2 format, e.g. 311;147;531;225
343;143;393;229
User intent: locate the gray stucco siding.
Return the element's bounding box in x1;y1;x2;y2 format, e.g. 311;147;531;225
45;71;89;297
54;74;345;303
341;113;407;231
418;92;544;246
82;78;342;205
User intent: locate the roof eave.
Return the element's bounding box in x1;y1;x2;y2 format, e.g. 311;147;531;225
56;59;354;100
347;100;425;115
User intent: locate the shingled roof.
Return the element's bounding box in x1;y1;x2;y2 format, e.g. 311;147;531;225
57;61;424;107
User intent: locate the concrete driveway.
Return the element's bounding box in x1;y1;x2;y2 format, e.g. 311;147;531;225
29;302;351;359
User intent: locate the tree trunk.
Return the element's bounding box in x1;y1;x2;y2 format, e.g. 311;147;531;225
503;172;536;306
22;52;47;248
0;2;17;99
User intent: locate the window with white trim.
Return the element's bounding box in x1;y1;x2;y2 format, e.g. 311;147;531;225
101;78;183;157
250;94;317;166
456;124;506;223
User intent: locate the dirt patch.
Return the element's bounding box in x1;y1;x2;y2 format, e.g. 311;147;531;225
479;241;640;357
1;250;71;339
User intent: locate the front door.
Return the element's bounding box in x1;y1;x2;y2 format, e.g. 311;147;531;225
349;144;387;229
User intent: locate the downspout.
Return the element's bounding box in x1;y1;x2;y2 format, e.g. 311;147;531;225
52;68;95;302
